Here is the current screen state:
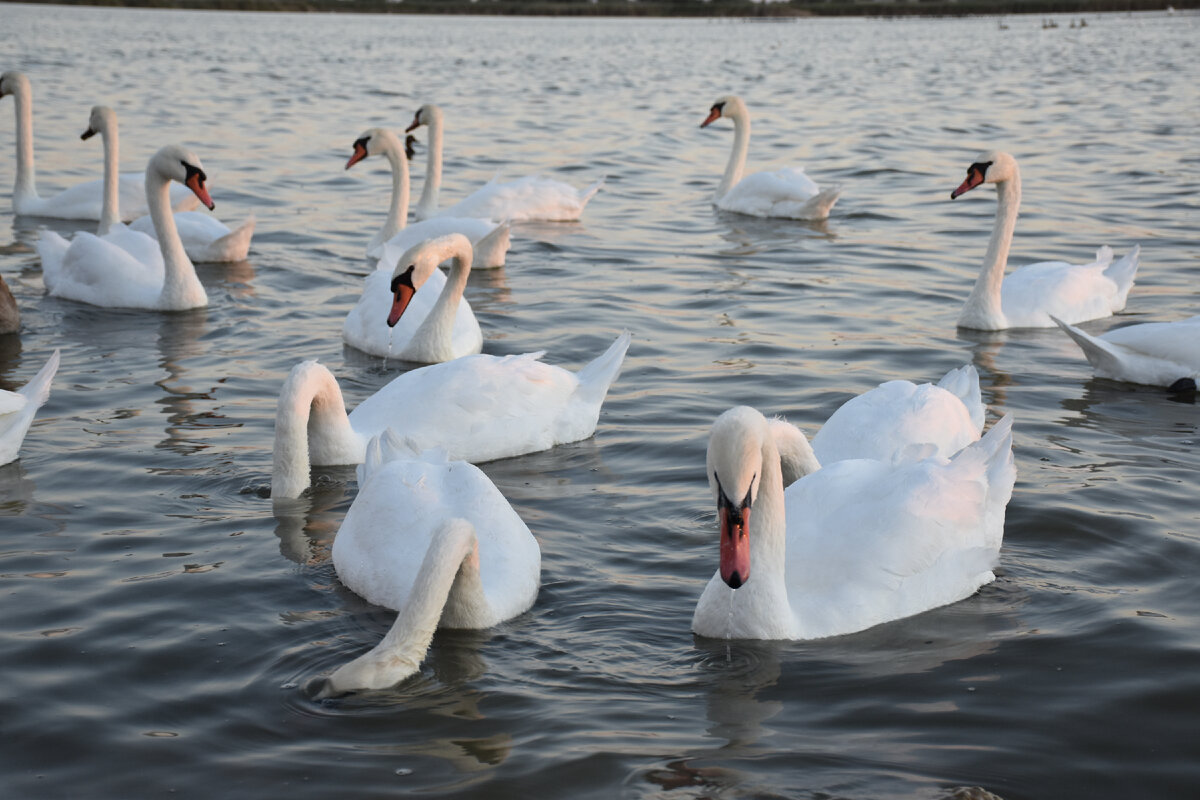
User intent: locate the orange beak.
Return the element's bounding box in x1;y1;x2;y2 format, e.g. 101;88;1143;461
404;113;421;133
700;107;722;128
951;165;987;199
718;501;751;589
386;267;417;328
345;141;369;170
186;172;215;211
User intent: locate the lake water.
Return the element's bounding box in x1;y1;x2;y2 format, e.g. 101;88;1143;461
2;5;1198;798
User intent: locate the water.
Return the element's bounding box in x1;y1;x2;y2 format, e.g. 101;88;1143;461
2;6;1198;798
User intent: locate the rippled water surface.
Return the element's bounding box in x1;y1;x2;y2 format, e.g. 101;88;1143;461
2;6;1198;798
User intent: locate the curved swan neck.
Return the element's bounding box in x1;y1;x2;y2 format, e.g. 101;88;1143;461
716;112;750;202
960;167;1021;329
414;113;442;219
97;119;120;236
749;439;788;576
5;74;38;207
146;168;204;308
416;248;470;354
379;138;411;245
325;520;478;694
271;362;358;499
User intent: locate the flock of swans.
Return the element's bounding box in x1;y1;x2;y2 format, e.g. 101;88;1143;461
3;69;1196;696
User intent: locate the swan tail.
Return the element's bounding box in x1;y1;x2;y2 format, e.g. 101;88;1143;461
1052;315;1126;376
574;332;632;405
16;348;61;409
199;215;255;262
472;222;512;269
0;349;60;465
1101;244;1139;305
36;230;70;291
578;177;605;208
952;413;1015;551
936;364;985;433
800;185;841;221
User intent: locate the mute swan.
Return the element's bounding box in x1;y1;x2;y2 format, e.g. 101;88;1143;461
271;331;631;499
692;406;1015;640
405;103;603;223
0;275;18;334
950;151;1139;330
36;144;215;311
1052;314;1200;389
700;95;840;221
346;127;510;267
0;349;60;466
0;72;198;220
319;430;539;695
342;233;482;363
811;364;985;466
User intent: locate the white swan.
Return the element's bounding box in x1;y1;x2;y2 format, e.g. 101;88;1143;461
342;233;482;363
320;430;539;695
1052;314;1200;389
692;406;1015;640
35;144;215;311
0;72;198;220
700;95;840;221
951;151;1140;330
811;364;985;466
405;103;603;223
0;349;60;466
346;127;510;267
271;331;631;499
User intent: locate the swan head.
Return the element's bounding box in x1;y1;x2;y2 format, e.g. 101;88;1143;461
81;105;115;141
405;103;443;133
707;406;769;590
0;71;30;100
385;233;474;327
345;127;404;170
701;95;747;128
951;151;1017;199
149;144;214;210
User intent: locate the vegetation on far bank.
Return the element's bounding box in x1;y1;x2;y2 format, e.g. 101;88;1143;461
5;0;1196;17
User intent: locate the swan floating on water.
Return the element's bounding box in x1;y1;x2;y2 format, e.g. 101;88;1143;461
0;71;198;220
0;349;60;466
700;95;840;221
692;405;1015;640
1052;314;1200;390
319;430;540;695
950;151;1139;330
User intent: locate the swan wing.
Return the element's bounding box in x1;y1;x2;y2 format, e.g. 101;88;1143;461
1001;247;1137;327
438;175;598;222
718;167;839;220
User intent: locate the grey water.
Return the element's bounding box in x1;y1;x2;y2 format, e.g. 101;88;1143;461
2;5;1198;798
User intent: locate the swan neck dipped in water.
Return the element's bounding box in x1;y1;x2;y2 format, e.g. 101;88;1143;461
271;361;361;499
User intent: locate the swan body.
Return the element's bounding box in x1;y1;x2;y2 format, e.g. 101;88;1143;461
0;73;198;220
951;151;1139;330
1052;314;1200;388
0;349;60;466
692;406;1015;641
128;211;255;263
406;104;602;223
346;127;510;267
271;331;631;498
342;233;482;363
700;95;840;221
811;364;985;465
322;431;539;694
36;144;215;310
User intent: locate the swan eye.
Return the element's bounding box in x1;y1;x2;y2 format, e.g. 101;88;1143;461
712;102;725;115
390;265;415;293
968;161;992;181
353;136;370;151
182;162;207;184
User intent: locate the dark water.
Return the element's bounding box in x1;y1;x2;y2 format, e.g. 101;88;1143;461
2;6;1198;798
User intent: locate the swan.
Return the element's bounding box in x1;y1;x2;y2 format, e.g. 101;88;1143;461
692;406;1015;640
319;430;539;695
1052;314;1200;390
35;144;215;311
700;95;840;221
950;151;1140;330
811;364;985;466
346;127;511;267
342;233;482;363
0;349;60;466
0;275;18;334
0;72;198;220
405;103;603;223
271;331;631;499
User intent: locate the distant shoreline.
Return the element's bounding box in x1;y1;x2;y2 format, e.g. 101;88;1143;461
4;0;1197;18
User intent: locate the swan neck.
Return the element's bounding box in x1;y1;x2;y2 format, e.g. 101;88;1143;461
962;171;1020;327
716;114;750;201
271;363;357;499
8;78;38;205
146;170;202;306
749;440;788;579
415;116;442;218
97;125;120;236
411;247;470;359
380;144;410;244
